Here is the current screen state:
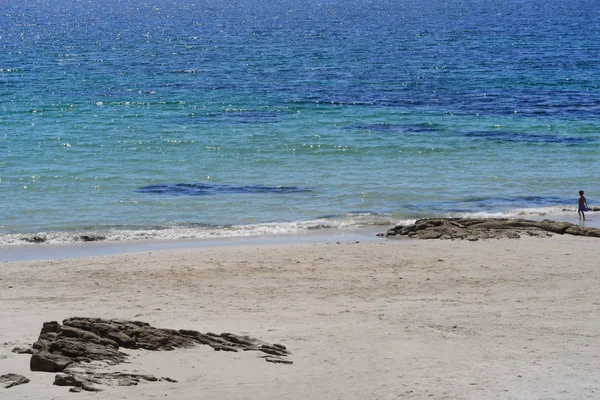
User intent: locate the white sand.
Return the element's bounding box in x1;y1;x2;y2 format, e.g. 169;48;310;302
2;235;600;399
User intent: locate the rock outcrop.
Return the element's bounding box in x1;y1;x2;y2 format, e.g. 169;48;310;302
383;218;600;240
28;317;291;392
0;373;30;389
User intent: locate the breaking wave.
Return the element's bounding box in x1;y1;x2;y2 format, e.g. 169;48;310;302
0;206;584;246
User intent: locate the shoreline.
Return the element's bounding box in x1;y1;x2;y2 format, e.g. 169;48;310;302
1;210;597;262
2;234;599;398
0;226;387;262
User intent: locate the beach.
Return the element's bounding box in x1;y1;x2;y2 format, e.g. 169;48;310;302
2;234;600;399
3;1;599;397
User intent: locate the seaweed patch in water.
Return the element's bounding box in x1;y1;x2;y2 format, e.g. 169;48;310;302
352;123;439;133
136;183;311;196
464;131;593;145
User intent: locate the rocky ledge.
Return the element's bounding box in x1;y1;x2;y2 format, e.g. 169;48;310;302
19;317;291;392
383;218;600;240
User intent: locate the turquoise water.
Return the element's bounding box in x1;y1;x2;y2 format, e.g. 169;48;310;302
1;0;599;245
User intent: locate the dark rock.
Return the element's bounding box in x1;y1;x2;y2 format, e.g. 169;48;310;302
54;372;82;387
384;218;600;240
23;235;46;243
30;351;74;372
418;230;444;240
264;356;294;364
565;225;600;238
11;346;34;354
54;372;101;392
78;235;106;242
28;317;292;392
42;320;61;333
0;373;30;388
54;370;177;392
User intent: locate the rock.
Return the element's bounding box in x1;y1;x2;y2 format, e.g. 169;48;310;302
384;218;600;240
565;225;600;238
30;351;74;372
27;317;292;392
45;320;61;332
418;230;444;240
264;356;294;364
0;373;30;388
505;231;520;239
23;235;46;243
117;376;139;386
54;372;101;392
54;370;177;392
11;346;34;354
54;372;83;387
78;235;106;242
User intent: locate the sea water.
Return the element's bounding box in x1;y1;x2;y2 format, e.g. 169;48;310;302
1;0;599;246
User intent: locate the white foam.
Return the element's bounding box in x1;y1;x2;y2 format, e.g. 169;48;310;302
0;206;592;247
451;205;576;220
0;218;376;246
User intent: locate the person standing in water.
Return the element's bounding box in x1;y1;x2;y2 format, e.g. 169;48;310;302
578;190;588;220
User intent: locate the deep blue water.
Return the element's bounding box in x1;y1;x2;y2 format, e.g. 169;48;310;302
1;0;599;244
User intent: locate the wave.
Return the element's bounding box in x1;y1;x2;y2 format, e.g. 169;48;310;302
0;214;389;246
450;205;578;220
0;206;583;246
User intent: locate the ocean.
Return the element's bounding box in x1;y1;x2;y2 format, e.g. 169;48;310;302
1;0;599;247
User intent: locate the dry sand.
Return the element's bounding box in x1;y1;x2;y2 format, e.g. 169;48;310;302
1;235;600;399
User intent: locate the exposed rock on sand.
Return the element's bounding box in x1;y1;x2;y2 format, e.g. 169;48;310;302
0;373;30;389
28;317;291;392
53;370;177;393
384;218;600;240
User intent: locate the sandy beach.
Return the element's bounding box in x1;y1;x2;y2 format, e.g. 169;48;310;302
2;234;600;399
